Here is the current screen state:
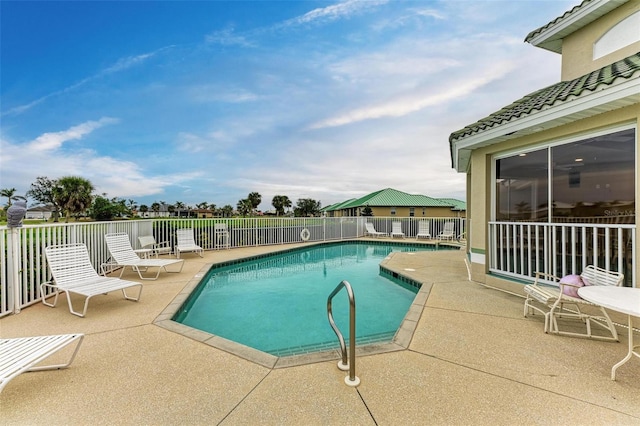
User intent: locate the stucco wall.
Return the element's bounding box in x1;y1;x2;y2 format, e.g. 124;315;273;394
561;1;640;80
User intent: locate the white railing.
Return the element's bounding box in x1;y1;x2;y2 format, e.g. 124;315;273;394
0;216;466;317
489;221;636;288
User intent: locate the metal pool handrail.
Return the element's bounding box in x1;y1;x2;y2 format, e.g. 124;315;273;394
327;280;360;387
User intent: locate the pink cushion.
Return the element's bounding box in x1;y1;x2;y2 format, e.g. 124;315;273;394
559;274;584;298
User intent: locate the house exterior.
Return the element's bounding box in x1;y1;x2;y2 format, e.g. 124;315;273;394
25;204;56;220
449;0;639;291
323;188;466;218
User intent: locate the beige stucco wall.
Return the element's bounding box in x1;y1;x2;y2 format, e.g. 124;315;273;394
561;1;640;80
466;103;639;290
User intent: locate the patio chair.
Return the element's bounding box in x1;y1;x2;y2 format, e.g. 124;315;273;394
416;220;431;239
391;222;405;238
364;222;388;238
104;233;184;280
138;235;172;257
42;244;143;317
214;223;230;249
176;228;204;258
0;333;84;392
523;265;624;341
437;222;455;240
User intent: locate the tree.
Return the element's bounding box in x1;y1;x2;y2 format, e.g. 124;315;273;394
139;204;149;217
89;195;119;221
151;202;161;215
237;199;252;216
247;192;262;212
196;202;208;210
361;206;373;216
0;187;17;207
221;205;233;217
272;195;292;216
27;177;61;219
53;176;95;222
174;201;185;218
294;198;321;217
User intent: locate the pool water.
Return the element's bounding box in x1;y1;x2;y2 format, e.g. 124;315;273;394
174;242;434;356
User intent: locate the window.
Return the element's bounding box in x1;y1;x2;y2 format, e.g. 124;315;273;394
593;11;640;59
390;208;396;216
495;128;635;223
409;208;415;217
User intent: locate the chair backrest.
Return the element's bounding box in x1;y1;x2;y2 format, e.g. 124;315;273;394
138;235;156;249
45;244;100;286
442;222;455;235
418;221;430;233
365;223;377;232
580;265;624;287
177;228;196;246
105;232;141;263
214;223;228;234
392;222;402;232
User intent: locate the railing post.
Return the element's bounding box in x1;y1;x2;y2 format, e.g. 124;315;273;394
7;228;21;314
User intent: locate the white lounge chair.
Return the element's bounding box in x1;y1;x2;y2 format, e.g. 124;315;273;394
104;233;184;280
391;222;405;238
438;222;455;240
416;220;431;239
524;265;624;341
138;235;172;257
364;222;388;238
176;228;204;258
42;244;142;317
0;334;84;393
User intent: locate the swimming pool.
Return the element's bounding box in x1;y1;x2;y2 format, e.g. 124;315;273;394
173;241;436;357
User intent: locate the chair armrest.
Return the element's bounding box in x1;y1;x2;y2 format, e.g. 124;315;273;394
534;271;560;284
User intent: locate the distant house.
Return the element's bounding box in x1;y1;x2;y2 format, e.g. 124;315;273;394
25;204;56;220
449;0;639;289
323;188;466;218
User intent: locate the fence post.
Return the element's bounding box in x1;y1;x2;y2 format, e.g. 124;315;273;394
7;228;21;314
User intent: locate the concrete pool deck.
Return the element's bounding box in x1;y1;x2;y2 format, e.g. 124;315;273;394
2;240;639;425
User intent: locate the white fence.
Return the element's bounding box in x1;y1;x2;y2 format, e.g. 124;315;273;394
0;216;466;317
489;221;636;288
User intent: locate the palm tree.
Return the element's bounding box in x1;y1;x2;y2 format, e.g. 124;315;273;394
53;176;95;222
139;204;149;217
237;199;252;217
272;195;292;216
221;205;233;217
174;201;185;218
151;202;161;216
0;187;17;207
247;192;262;212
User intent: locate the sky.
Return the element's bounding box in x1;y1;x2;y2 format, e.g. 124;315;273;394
0;0;575;211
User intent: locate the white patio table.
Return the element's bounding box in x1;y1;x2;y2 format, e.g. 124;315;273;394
578;286;640;380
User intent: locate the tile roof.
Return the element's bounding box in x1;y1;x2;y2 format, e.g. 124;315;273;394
449;52;640;144
324;188;465;211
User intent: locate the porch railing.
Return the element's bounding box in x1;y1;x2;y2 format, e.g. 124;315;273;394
0;216;465;317
489;221;636;288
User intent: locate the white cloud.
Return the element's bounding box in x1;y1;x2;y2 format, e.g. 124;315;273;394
285;0;388;27
28;117;119;151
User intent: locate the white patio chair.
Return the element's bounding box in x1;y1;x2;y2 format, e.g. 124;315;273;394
138;235;172;257
0;334;84;392
524;265;624;341
214;223;230;249
391;222;405;238
416;220;431;239
42;244;142;317
104;233;184;280
437;222;455;240
364;222;387;238
176;228;204;258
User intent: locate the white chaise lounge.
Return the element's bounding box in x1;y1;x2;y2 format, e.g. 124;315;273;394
391;222;405;238
364;222;388;238
0;334;84;392
104;233;184;280
416;220;431;239
42;243;143;317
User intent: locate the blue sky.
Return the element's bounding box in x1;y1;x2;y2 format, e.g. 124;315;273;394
1;0;574;211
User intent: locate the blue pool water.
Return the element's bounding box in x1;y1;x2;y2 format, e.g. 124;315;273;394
174;242;436;356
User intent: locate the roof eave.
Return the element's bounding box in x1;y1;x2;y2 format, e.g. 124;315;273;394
451;78;640;172
525;0;628;54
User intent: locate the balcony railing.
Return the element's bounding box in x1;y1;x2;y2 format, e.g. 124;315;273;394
489;221;636;288
0;216;465;317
